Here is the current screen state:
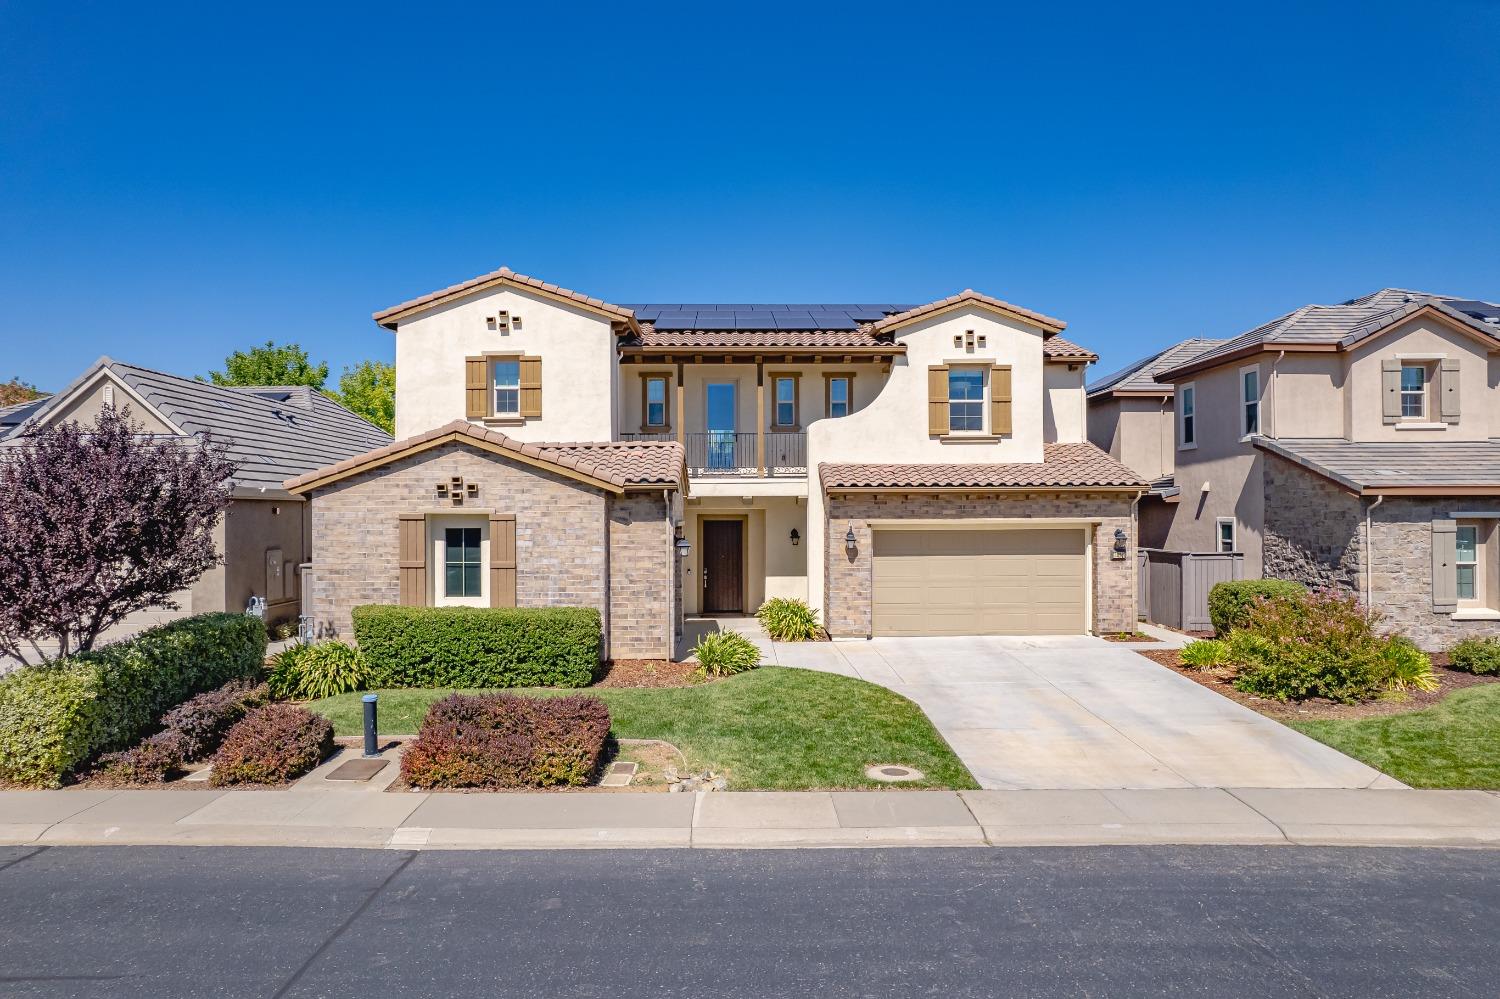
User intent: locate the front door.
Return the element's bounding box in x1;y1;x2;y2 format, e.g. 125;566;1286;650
702;520;744;613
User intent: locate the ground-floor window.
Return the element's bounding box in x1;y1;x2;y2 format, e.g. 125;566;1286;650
444;527;483;598
1216;517;1236;553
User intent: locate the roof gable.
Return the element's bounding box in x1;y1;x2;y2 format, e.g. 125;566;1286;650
867;290;1067;337
374;266;639;331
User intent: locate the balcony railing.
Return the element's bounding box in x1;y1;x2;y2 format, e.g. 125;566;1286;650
620;431;807;478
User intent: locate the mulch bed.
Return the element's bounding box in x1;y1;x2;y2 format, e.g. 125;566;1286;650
1137;648;1500;722
594;659;701;688
1101;632;1158;643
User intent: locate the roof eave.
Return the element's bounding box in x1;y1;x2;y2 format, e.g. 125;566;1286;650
823;484;1147;495
1157;342;1341;381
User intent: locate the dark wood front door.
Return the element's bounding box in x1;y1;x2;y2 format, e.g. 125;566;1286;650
702;520;744;613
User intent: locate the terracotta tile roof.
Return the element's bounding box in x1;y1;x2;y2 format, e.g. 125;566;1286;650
284;420;686;494
1042;336;1098;362
373;266;637;330
819;442;1146;491
868;289;1067;336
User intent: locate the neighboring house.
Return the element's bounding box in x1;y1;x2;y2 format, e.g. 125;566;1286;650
0;357;391;642
1141;288;1500;647
1086;338;1226;547
288;266;1147;655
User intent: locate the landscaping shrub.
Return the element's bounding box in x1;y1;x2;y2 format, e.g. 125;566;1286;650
399;692;611;789
1180;639;1230;670
210;704;333;786
691;631;762;678
756;598;822;642
158;678;269;761
1228;590;1414;703
1376;636;1439;693
266;641;367;700
351;605;601;688
1449;637;1500;676
1207;579;1307;636
0;612;267;787
89;731;186;787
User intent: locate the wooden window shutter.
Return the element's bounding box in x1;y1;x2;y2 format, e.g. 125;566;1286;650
519;357;542;418
927;365;950;436
1431;518;1457;613
398;514;427;606
465;356;491;419
489;514;517;608
1440;357;1460;424
990;365;1013;436
1381;359;1401;424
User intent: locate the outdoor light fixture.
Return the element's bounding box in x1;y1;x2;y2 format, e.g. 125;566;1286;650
1112;527;1128;560
844;525;857;553
675;536;692;558
790;528;801;546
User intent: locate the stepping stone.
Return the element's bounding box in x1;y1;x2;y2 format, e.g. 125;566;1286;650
326;758;388;782
599;761;637;787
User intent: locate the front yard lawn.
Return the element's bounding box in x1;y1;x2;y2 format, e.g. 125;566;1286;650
1289;685;1500;789
308;667;977;791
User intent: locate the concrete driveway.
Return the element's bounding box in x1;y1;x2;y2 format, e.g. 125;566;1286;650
750;630;1395;790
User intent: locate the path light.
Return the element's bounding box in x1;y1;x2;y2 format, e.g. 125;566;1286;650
789;528;800;546
844;525;857;553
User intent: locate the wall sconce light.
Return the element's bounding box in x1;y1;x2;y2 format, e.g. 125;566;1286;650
675;535;692;558
1112;527;1128;560
790;528;801;547
844;525;857;553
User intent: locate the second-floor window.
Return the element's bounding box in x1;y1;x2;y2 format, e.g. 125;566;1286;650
1180;384;1196;447
1400;364;1426;419
948;368;985;432
492;359;520;417
827;376;850;418
644;375;669;429
1242;368;1260;436
773;376;797;428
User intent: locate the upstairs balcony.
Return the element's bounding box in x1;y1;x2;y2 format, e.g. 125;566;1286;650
621;430;806;478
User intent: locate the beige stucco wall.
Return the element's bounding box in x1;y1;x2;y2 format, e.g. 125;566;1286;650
679;496;810;614
223;498;307;626
1266;354;1343;439
392;285;619;441
618;363;885;438
1089;395;1175;482
805;305;1055;613
1043;363;1087;444
1345;317;1494;443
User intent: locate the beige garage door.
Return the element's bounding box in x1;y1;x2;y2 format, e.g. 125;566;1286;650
872;528;1087;636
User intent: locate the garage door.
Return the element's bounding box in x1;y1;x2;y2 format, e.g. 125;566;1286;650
872;528;1087;636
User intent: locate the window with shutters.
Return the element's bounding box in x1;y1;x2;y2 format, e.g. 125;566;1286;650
947;367;985;432
493;360;521;416
1400;364;1426;420
444;527;483;598
1456;523;1479;602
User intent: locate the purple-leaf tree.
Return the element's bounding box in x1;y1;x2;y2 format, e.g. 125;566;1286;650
0;405;236;660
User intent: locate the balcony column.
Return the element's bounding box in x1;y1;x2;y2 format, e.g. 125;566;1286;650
675;361;685;445
756;356;766;476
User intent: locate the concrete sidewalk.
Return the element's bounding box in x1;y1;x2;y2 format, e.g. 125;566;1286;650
4;787;1499;851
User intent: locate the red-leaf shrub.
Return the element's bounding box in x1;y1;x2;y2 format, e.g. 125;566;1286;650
400;693;611;790
210;704;333;786
159;678;269;762
90;731;186;787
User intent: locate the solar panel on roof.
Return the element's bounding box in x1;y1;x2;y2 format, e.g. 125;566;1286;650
733;313;775;328
772;314;818;329
652;313;696;328
693;314;737;329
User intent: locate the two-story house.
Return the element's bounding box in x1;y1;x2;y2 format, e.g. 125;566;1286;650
1128;288;1500;648
286;267;1146;658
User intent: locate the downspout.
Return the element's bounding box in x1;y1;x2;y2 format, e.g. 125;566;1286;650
1132;490;1143;627
1364;494;1384;616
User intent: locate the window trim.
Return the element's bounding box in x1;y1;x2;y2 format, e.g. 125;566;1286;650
1178;382;1197;450
641;372;672;431
1456;521;1481;605
1400;363;1428;422
768;372;800;430
823;372;854;419
1239;364;1261;439
946;365;988;435
1215;517;1236;553
491;357;521;418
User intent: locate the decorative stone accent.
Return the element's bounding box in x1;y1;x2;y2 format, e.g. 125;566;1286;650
824;491;1138;636
1261;453;1363;592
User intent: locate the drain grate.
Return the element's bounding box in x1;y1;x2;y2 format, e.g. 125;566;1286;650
865;763;925;783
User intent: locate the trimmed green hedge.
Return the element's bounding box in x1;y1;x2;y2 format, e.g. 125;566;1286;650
351;605;602;689
1207;579;1307;636
0;613;267;787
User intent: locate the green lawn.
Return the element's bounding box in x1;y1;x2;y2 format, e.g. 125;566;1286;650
308;667;978;791
1290;684;1500;789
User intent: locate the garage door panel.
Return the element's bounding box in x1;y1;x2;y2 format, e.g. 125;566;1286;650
872;528;1087;637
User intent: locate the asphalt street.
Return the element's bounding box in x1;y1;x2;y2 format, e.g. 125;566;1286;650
0;845;1495;998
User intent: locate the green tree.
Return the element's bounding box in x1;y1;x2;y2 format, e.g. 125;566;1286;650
207;341;328;389
331;359;395;433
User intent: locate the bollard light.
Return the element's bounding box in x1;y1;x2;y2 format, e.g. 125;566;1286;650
362;694;379;758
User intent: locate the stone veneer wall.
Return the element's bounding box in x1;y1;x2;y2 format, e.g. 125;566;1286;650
1261;452;1500;649
305;442;674;658
823;491;1137;637
607;491;677;659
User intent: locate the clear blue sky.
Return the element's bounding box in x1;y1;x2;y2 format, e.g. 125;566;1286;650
3;1;1497;392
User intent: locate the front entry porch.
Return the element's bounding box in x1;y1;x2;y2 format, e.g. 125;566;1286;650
681;495;809;618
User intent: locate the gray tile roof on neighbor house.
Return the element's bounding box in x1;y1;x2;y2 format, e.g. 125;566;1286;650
1255;438;1500;494
0;397;49;431
1;358;392;498
1087;338;1227;398
1156;289;1500;380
